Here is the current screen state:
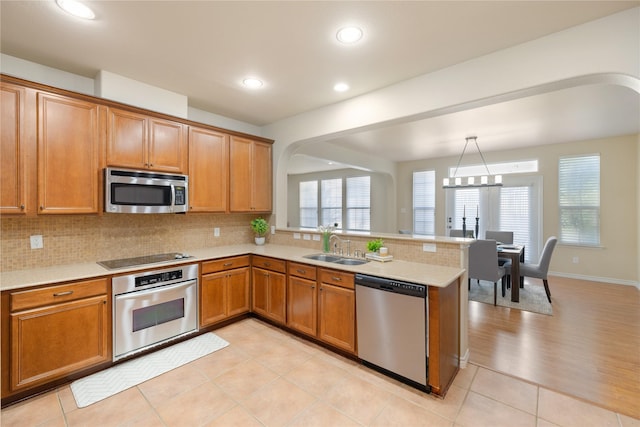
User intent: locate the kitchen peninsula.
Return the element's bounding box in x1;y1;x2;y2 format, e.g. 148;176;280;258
1;238;466;407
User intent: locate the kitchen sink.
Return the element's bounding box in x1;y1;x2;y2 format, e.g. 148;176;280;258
334;258;369;265
303;253;369;265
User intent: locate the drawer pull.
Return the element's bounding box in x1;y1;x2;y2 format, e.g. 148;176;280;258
53;291;73;297
223;263;233;267
332;276;342;282
264;262;271;267
296;269;306;274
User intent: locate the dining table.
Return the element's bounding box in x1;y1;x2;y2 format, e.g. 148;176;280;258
497;244;525;302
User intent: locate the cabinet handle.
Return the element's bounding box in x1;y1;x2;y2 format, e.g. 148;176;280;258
332;276;342;282
264;262;271;267
223;263;233;267
20;205;25;210
296;269;306;274
53;291;73;297
40;206;44;210
311;286;315;289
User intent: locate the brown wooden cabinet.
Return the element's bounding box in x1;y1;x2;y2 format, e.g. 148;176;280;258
229;136;272;212
251;255;286;324
1;82;31;215
37;92;103;214
318;268;356;353
107;108;187;173
7;278;110;392
200;256;250;327
188;126;229;212
287;262;318;337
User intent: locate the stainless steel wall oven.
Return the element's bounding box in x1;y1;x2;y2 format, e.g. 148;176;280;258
112;264;198;361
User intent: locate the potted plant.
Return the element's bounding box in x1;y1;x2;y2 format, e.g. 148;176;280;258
366;238;384;253
250;217;269;245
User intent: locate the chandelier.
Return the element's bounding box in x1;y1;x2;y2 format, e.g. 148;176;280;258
442;136;503;188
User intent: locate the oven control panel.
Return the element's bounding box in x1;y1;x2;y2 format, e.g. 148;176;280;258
135;270;183;287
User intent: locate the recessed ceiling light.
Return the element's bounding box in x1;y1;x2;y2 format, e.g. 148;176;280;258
242;78;263;89
336;26;363;44
56;0;95;20
334;82;349;92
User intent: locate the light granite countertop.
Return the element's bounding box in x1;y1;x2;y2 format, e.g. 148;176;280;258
0;244;465;292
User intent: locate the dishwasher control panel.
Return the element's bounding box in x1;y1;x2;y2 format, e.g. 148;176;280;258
355;273;426;298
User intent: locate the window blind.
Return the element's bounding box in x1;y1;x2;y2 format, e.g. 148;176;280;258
453;188;480;233
299;181;318;228
321;178;342;228
413;170;435;235
346;176;371;231
500;186;533;262
558;155;600;246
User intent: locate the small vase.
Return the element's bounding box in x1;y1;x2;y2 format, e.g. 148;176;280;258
255;236;265;245
322;234;330;253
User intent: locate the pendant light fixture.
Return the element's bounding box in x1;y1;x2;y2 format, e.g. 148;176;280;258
442;136;503;188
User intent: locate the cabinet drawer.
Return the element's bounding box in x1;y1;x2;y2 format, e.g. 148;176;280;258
202;255;250;274
252;255;286;273
288;262;317;281
319;268;354;290
10;278;109;312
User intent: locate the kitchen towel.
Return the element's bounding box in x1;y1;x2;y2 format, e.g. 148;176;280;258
70;332;229;408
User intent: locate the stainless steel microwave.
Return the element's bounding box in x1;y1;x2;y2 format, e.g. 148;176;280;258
105;168;188;214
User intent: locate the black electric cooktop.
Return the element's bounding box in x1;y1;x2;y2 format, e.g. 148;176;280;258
97;253;191;270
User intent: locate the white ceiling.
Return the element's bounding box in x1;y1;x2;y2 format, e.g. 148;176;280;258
1;1;639;169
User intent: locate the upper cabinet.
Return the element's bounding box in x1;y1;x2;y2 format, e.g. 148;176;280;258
188;127;229;212
229;136;272;212
107;108;187;174
0;82;28;215
37;92;103;214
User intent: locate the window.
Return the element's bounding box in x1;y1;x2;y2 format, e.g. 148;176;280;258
559;155;600;246
299;181;318;228
452;188;480;233
413;170;435;235
321;178;342;228
346;176;371;231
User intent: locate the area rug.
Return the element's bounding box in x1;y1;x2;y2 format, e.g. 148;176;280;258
468;281;553;315
71;333;229;408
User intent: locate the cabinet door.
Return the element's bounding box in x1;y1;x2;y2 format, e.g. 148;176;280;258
10;295;109;391
287;276;317;336
107;108;147;169
227;267;250;317
0;83;27;214
229;136;252;212
251;141;272;212
38;93;101;214
318;283;356;353
267;271;286;325
148;118;186;173
188;127;228;212
200;271;227;327
252;267;270;318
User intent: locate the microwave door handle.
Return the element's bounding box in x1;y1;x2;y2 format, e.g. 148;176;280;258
171;185;175;207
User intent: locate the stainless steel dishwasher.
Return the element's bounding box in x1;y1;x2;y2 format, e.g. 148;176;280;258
355;273;429;392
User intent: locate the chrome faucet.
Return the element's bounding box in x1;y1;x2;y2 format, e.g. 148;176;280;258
329;234;342;254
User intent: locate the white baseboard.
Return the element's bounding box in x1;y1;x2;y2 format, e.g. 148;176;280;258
459;348;470;369
549;271;639;290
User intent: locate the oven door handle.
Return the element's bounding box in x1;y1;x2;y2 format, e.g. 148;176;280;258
115;279;196;301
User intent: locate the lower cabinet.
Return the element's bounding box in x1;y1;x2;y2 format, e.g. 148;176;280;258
287;263;356;354
6;278;110;392
318;268;356;354
251;256;286;325
200;256;251;327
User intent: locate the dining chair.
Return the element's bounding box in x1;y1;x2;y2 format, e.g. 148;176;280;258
505;236;557;303
449;229;464;237
486;230;514;266
468;239;508;305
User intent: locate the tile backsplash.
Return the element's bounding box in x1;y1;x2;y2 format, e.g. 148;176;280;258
1;213;267;272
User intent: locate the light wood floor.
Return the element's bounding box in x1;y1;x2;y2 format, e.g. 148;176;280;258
468;275;640;419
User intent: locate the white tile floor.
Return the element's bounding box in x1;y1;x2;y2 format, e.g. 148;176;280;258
1;318;638;427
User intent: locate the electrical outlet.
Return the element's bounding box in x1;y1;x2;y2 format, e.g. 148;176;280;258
30;235;43;249
271;225;276;235
313;235;321;241
422;243;436;252
572;256;579;264
303;234;311;241
213;227;220;237
293;233;301;240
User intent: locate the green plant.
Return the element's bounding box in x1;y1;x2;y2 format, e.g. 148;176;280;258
250;217;269;237
366;238;384;253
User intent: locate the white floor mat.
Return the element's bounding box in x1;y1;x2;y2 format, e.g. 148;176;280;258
71;333;229;408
